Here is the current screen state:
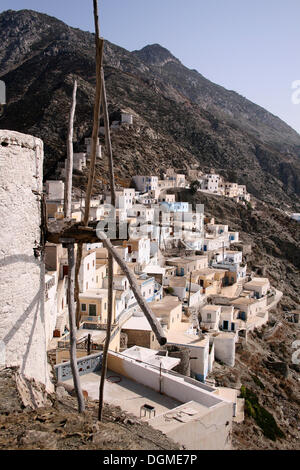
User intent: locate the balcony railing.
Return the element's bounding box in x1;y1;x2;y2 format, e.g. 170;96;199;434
55;352;103;382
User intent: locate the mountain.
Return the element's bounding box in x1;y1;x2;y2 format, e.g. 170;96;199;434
0;9;300;209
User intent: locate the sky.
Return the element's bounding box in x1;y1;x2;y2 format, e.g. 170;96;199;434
1;0;300;133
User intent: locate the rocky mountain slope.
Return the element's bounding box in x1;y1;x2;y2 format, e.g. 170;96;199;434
0;9;300;209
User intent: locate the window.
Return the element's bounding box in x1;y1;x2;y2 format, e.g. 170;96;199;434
81;304;87;312
207;313;211;320
87;264;90;271
89;304;97;316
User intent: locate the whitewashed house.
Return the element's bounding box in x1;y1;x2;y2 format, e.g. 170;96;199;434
244;278;271;299
45;180;64;202
200;305;222;331
133;175;158;193
79;250;97;292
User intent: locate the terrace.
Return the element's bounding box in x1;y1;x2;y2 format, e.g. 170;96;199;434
65;370;181;420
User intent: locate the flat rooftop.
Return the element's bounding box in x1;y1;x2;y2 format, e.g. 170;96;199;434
66;371;181;420
167;323;208;348
231;297;256;305
79;289;108;300
149;296;182;315
148;401;214;434
244;278;269;287
76;329;106;344
201;305;221;312
167;256;208;265
191;269;216;277
122;315;152;331
143;266;166;275
123;346;180;370
169;277;186;287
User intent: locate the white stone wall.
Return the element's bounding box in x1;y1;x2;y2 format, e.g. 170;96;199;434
214;334;236;367
0;130;52;390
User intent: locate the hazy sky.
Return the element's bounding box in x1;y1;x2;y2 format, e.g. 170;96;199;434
1;0;300;133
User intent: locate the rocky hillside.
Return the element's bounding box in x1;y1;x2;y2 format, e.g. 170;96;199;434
0;9;300;210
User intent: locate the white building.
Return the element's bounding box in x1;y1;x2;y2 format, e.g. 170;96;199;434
124;237;151;266
133;175;158;193
244;278;271;299
220;306;237;332
121;113;133;125
79;250;97;292
202;173;220;193
46;180;64;202
85;138;101;159
73;153;87;172
200;305;222;331
106;188;135;211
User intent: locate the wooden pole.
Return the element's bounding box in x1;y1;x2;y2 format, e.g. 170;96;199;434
87;334;92;356
188;272;192;307
75;0;104;327
97;231;167;346
83;2;104;226
98;70;116;421
64;80;77;219
46;221;168;346
64;239;85;413
75;241;83;328
101;67;116;206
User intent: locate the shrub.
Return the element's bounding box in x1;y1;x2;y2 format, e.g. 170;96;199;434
250;374;265;390
240;386;285;441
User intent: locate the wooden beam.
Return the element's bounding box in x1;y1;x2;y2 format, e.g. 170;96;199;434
46;220;127;245
83;37;104;226
63;240;85;413
98;69;117;422
101;67;116;207
98;232;167;346
64;80;77;219
46;223;167;345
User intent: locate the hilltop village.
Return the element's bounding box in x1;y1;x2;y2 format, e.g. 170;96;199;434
43;128;283;450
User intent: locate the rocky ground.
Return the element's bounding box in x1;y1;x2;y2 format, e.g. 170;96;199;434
0;368;180;451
